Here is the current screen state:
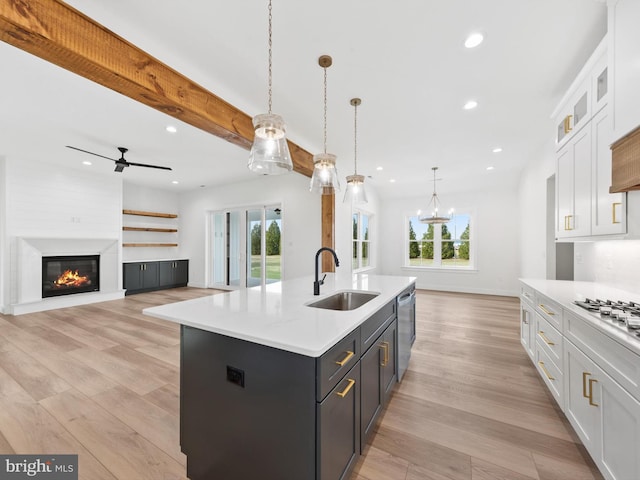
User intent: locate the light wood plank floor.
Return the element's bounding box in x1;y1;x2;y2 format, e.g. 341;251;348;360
0;288;603;480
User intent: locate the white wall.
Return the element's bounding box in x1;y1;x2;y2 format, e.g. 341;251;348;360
378;186;520;296
122;181;180;262
178;173;327;288
0;157;122;311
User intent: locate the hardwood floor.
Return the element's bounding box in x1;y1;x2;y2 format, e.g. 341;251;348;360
0;288;603;480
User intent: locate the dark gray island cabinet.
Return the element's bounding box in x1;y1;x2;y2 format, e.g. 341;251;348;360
180;297;405;480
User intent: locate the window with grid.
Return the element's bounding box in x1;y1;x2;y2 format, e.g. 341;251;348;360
406;213;472;269
352;211;371;271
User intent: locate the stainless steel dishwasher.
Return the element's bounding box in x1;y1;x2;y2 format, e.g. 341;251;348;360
397;284;416;381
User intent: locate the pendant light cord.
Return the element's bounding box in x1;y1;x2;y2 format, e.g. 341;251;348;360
323;66;327;154
267;0;273;114
353;102;358;174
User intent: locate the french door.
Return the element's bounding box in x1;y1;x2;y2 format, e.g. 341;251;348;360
209;205;282;289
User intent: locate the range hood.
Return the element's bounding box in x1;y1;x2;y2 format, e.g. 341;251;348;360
610;125;640;193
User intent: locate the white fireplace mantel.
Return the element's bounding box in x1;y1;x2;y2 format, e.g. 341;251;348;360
10;237;124;315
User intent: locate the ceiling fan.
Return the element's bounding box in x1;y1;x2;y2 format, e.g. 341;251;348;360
65;146;172;172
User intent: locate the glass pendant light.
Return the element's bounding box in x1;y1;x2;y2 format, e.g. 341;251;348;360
343;97;367;204
419;167;450;224
248;0;293;175
310;55;341;194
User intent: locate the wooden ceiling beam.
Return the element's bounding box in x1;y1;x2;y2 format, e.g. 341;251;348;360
0;0;314;177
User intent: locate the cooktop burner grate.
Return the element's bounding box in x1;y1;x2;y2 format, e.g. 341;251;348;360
574;298;640;339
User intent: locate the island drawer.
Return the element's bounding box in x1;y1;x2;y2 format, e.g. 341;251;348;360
361;299;396;353
317;328;361;401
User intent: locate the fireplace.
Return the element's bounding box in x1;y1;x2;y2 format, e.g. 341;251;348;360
42;255;100;298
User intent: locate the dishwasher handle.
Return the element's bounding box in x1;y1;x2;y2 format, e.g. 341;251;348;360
398;290;415;306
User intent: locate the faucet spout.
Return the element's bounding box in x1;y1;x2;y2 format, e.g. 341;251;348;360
314;247;340;295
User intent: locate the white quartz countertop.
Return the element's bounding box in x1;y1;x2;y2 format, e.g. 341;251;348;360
143;273;416;357
520;278;640;355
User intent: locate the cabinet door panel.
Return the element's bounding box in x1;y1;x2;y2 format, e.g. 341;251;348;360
564;341;598;451
598;374;640;480
123;263;143;291
317;362;360;480
382;321;397;400
360;342;383;446
159;261;174;286
591;108;626;235
142;262;159;288
556;147;573;237
572;128;592;237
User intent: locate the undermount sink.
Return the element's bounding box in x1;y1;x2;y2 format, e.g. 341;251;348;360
306;290;379;311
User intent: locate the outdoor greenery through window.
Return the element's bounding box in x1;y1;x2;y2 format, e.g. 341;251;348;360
352;211;371;270
249;207;282;284
407;213;472;268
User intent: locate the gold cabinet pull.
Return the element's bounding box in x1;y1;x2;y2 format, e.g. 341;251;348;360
564;215;568;231
612;202;621;224
335;350;354;367
538;304;555;316
564;114;573;134
380;341;390;367
336;378;356;398
538;331;555;346
538;361;555;381
582;372;591;398
588;378;599;407
567;215;573;230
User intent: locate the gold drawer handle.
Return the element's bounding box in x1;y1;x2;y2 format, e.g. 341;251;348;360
379;341;390;367
612;202;621;224
538;304;555;316
588;378;599;407
336;378;356;398
335;350;354;367
538;361;555;381
538;331;555;346
582;372;591;398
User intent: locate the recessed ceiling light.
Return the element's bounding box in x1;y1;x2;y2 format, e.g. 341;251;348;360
464;33;484;49
390;179;396;183
492;147;503;153
463;100;478;110
376;166;383;171
166;126;177;133
487;166;495;171
172;180;179;184
82;160;92;166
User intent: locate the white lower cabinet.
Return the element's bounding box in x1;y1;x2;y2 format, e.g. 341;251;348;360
564;339;640;480
520;301;535;360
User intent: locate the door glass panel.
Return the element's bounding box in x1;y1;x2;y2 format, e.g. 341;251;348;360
573;92;588;125
361;215;370;268
228;211;241;286
597;67;608;101
213;213;225;284
265;207;282;283
247;209;262;288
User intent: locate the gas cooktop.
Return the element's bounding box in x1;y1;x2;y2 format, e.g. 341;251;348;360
574;298;640;340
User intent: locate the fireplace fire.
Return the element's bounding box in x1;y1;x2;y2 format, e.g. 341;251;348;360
42;255;100;298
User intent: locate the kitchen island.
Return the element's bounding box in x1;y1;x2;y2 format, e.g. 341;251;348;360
143;273;416;480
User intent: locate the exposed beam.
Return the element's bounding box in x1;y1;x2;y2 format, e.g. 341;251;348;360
0;0;314;177
321;193;336;272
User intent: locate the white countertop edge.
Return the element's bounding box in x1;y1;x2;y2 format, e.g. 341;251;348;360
144;273;416;357
520;278;640;356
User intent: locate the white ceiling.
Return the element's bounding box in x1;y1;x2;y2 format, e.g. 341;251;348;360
0;0;607;198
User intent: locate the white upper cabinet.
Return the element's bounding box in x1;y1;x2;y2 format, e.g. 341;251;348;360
609;0;640;141
554;34;627;240
591;108;626;235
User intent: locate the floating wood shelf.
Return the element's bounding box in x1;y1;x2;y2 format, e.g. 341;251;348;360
123;243;178;248
122;209;178;218
122;227;178;233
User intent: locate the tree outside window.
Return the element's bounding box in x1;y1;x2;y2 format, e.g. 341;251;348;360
406;214;472;268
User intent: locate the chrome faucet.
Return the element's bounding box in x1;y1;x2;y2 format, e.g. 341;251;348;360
314;247;340;295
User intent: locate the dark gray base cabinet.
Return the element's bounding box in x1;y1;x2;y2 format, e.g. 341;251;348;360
123;260;188;295
180;298;398;480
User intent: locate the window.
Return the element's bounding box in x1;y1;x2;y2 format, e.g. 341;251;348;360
406;213;472;269
352;211;372;271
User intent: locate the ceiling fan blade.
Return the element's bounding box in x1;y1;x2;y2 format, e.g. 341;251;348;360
65;145;116;162
126;161;172;171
